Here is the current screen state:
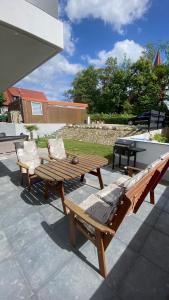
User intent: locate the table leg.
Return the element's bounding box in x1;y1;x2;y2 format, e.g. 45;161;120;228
89;168;104;189
57;181;67;215
80;174;85;182
97;168;104;189
127;151;130;166
112;151;115;169
44;181;49;199
134;153;137;167
119;154;121;168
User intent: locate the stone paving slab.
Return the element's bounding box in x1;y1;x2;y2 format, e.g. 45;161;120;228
0;158;169;299
118;256;169;300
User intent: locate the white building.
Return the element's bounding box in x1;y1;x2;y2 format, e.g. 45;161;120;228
0;0;63;92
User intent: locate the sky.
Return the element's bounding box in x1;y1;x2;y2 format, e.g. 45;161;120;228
17;0;169;101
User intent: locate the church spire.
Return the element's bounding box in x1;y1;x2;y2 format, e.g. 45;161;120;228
154;50;161;66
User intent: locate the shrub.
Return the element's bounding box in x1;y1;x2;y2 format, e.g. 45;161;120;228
153;133;169;143
90;113;135;124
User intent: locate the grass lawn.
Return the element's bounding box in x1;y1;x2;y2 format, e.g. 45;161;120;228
37;137;112;162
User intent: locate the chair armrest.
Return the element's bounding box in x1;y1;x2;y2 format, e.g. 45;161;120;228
17;161;29;170
40;156;51;163
65;199;115;235
66;152;75;158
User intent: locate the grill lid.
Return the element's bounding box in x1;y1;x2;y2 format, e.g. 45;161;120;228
115;139;136;148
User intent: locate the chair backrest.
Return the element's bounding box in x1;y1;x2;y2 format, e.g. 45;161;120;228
15;140;40;174
48;136;66;160
109;156;169;233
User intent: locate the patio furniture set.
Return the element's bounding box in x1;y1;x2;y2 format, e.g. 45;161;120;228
14;136;169;278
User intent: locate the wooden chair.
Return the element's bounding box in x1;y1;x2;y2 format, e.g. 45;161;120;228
15;140;50;189
65;156;169;278
48;136;74;160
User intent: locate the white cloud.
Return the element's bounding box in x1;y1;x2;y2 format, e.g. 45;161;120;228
65;0;150;33
17;54;83;99
86;39;144;66
64;22;75;55
25;54;82;84
17;17;79;99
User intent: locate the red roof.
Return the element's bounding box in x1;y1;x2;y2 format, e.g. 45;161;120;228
48;100;88;109
3;87;88;109
154;50;161;66
4;87;47;105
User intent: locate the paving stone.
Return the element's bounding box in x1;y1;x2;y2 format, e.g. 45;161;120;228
162;198;169;214
39;204;64;225
5;212;45;253
115;214;152;252
119;256;169;300
141;229;169;273
0;157;169;299
37;257;108;300
0;191;20;210
0;230;12;263
155;211;169;236
0;198;34;229
0;258;33;300
17;232;73;291
132;201;161;227
79;237;138;291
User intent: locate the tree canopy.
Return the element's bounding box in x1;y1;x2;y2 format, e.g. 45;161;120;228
66;43;169;114
0;93;4;106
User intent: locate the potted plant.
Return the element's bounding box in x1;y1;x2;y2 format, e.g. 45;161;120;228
25;125;38;140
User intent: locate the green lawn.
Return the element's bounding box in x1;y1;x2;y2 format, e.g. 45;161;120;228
37;137;112;162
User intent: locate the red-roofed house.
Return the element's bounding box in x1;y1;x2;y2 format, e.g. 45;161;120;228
4;87;88;124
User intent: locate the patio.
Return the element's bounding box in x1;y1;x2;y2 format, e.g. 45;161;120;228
0;154;169;300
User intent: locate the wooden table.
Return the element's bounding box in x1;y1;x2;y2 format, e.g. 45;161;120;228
35;154;108;214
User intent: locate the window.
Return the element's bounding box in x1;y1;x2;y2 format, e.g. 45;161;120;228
12;96;19;102
31;102;43;115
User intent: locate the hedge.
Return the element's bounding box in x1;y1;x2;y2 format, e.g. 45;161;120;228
90;113;135;125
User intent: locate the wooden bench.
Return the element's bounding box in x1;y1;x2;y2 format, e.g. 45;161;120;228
65;155;169;277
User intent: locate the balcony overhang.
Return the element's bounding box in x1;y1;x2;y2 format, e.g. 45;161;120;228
0;0;63;92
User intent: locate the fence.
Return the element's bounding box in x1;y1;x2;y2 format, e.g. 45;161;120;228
148;110;166;131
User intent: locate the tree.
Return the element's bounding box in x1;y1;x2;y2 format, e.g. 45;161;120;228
127;58;169;113
65;43;169;115
66;66;101;113
98;58;129;113
25;125;38;140
0;93;4;106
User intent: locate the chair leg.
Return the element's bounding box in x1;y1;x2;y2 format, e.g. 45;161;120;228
96;230;107;278
69;212;76;247
150;190;155;205
21;173;24;185
27;173;31;191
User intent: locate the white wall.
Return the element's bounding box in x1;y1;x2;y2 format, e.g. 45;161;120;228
0;0;63;47
119;130;169;181
0;123;16;136
0;123;65;138
26;0;58;18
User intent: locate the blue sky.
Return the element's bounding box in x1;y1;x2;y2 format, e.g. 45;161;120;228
17;0;169;100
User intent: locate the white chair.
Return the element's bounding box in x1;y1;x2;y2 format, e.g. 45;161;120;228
15;140;49;189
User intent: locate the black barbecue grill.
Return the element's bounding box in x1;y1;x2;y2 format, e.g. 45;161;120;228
112;139;146;169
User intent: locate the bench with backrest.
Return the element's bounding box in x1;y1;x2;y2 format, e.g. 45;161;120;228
65;153;169;278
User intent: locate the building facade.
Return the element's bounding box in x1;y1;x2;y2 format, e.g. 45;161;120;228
5;87;88;124
0;0;63;91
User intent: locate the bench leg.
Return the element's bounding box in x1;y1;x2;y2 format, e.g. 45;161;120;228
69;212;76;247
150;190;155;205
96;231;107;278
